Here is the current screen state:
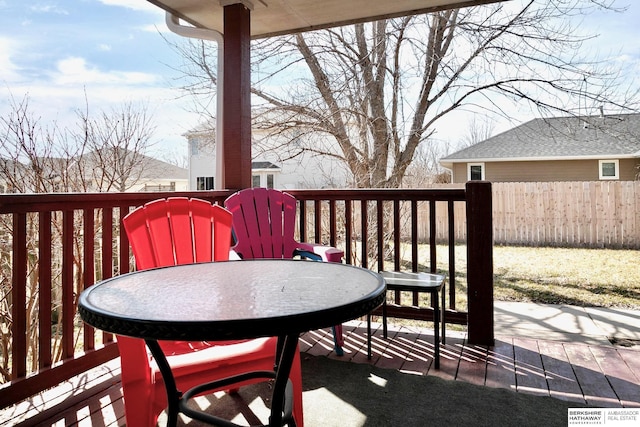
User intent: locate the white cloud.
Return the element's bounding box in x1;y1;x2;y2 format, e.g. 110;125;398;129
0;37;22;82
52;57;158;86
30;3;69;15
0;1;195;160
98;0;161;13
141;23;172;34
0;75;194;156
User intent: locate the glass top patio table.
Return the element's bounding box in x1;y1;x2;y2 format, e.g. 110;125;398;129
78;259;386;427
79;259;385;341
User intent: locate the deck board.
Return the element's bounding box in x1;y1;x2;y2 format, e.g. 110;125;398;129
485;337;517;391
513;338;549;397
589;346;640;408
6;321;639;427
457;342;490;386
347;321;379;364
429;333;465;381
397;327;432;375
618;347;640;392
564;343;620;407
537;341;584;404
370;327;407;370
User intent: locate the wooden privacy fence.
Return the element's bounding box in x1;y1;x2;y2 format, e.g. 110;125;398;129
424;181;640;249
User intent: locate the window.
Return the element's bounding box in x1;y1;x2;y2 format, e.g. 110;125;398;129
191;140;199;156
468;163;485;181
197;176;214;190
252;171;278;188
599;160;619;180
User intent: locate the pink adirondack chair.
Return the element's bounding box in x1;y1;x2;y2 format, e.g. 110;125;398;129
224;188;345;355
120;197;303;427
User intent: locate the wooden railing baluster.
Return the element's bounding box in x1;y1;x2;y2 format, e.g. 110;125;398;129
100;207;114;343
360;199;368;269
61;210;74;360
448;200;456;311
376;200;384;272
345;200;353;264
11;212;28;381
38;211;53;369
0;187;493;407
83;208;95;351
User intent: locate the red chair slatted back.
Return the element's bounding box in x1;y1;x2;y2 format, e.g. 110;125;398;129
123;197;233;270
225;188;299;259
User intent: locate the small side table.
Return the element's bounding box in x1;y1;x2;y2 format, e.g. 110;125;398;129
369;271;446;369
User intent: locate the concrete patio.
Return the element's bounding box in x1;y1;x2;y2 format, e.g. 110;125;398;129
493;301;640;346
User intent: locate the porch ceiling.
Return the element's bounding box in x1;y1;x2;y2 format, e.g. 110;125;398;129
147;0;505;38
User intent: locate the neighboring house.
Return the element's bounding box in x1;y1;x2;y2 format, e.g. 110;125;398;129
0;158;25;193
80;148;189;192
0;151;187;193
186;122;348;190
127;154;189;192
440;113;640;183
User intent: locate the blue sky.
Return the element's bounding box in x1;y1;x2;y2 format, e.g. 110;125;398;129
1;1;639;163
0;0;189;161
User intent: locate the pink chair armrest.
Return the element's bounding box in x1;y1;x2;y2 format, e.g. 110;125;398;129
296;242;344;263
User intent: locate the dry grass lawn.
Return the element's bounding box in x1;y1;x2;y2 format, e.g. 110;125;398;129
427;245;640;310
490;245;640;309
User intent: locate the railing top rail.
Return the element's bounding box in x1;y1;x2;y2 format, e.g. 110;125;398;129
286;188;467;201
0;191;233;214
0;188;467;214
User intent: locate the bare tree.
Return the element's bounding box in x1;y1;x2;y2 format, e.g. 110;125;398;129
74;100;157;192
404;141;452;187
172;0;635;188
0;95;157;381
0;96;157;193
460;116;496;149
0;95;82;193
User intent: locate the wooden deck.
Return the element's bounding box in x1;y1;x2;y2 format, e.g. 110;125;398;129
4;320;640;426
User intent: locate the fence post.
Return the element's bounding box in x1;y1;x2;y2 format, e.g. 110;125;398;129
465;181;494;345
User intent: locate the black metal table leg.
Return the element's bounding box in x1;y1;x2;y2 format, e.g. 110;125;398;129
270;335;299;427
367;314;372;359
145;340;181;427
432;290;440;369
441;279;446;345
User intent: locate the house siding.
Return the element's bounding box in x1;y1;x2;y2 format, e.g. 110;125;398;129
451;159;639;183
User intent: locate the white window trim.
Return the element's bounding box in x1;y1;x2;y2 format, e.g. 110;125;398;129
468;163;485;181
252;172;277;188
598;159;619;180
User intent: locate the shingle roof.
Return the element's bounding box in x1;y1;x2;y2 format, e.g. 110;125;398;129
81;149;187;180
441;113;640;165
252;161;280;170
138;155;188;180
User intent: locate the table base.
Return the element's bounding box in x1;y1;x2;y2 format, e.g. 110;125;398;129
146;334;299;427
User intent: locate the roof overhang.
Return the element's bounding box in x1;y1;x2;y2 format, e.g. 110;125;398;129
147;0;506;38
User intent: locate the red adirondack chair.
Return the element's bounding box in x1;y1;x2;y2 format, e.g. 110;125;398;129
120;197;303;426
224;188;345;355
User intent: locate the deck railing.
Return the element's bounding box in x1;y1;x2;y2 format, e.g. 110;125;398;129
0;182;493;408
